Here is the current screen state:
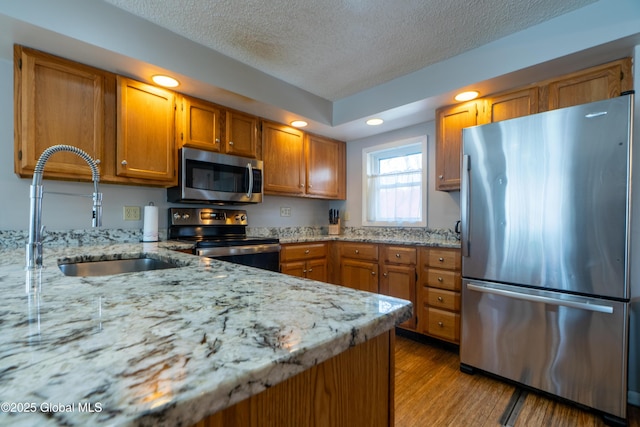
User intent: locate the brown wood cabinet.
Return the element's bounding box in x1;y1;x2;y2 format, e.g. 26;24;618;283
435;100;483;191
280;242;328;282
379;245;417;330
305;133;346;199
262;121;346;200
115;76;177;185
435;57;632;192
262;121;306;196
14;45;114;181
177;95;260;159
337;242;379;293
417;247;461;344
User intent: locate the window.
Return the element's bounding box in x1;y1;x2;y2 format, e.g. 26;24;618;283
362;136;427;226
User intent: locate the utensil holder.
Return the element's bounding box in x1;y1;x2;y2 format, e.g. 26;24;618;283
328;219;341;235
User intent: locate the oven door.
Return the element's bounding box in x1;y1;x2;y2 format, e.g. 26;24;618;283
196;243;280;272
168;148;263;204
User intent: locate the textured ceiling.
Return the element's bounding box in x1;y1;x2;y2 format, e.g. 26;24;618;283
102;0;598;101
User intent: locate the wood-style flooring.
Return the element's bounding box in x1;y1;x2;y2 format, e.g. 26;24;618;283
394;331;640;427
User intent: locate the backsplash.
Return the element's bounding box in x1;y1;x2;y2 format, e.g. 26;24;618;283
0;226;459;249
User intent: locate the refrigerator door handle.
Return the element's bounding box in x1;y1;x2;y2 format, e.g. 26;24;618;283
461;154;471;257
466;283;614;314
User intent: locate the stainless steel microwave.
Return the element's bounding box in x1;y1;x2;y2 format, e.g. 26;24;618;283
167;148;263;204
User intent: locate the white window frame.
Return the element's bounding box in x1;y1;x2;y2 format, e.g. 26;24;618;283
361;135;427;227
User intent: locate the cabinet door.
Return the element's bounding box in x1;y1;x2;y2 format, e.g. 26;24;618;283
435;101;481;191
262;121;305;195
485;87;538;123
116;77;176;184
380;264;416;329
341;259;378;293
14;46;109;180
305;258;328;283
179;95;222;151
305;134;346;199
281;261;307;278
543;58;632;111
225;110;259;158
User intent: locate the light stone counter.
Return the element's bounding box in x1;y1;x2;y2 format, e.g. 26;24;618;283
0;242;411;426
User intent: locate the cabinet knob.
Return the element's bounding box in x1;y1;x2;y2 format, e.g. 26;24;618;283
229;141;234;145
383;273;388;277
355;250;359;254
215;138;220;143
300;184;305;188
438;321;444;327
437;296;444;302
395;253;401;258
438;175;444;180
121;160;127;166
303;269;307;273
438;277;443;282
304;249;310;254
308;184;312;188
371;271;376;276
95;159;101;165
308;268;313;273
439;257;444;262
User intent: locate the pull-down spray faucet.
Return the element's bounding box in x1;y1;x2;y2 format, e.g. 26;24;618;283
26;145;103;269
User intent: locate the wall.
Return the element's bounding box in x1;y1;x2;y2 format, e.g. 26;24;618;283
338;121;460;230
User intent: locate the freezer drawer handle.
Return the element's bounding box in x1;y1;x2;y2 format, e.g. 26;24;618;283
466;283;614;314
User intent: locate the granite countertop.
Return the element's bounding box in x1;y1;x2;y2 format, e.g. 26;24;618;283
0;242;411;427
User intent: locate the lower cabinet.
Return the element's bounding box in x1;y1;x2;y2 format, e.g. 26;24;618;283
417;247;462;344
379;245;417;330
280;242;328;282
282;241;462;343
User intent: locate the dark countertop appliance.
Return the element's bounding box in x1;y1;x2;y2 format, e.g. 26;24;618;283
168;207;280;272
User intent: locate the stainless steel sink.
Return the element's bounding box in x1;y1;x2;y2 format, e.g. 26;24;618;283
58;257;180;277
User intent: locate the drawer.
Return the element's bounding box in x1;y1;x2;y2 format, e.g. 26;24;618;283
426;288;460;311
338;242;378;261
427;308;460;342
280;242;327;261
425;269;461;291
381;245;416;265
426;248;461;270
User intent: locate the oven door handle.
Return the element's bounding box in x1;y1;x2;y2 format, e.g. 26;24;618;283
246;163;254;199
197;243;281;257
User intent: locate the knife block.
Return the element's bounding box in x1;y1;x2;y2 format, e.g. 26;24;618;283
328;219;341;235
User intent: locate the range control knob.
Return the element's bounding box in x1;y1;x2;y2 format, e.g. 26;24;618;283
235;214;247;221
182;213;190;219
173;213;181;220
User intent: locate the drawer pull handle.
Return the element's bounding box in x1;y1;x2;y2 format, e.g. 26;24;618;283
437;296;444;302
438;321;444;327
438;277;443;282
438;257;444;262
355;249;359;254
305;249;310;254
395;253;401;258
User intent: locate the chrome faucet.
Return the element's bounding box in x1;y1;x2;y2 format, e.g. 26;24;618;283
26;145;103;269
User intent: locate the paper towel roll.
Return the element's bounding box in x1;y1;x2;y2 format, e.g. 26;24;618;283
142;205;159;242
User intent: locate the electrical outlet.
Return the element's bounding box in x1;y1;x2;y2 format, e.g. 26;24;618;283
280;207;291;217
123;206;141;221
343;211;350;221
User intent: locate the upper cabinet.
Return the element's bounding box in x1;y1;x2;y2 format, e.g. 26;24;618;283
262;121;346;200
435;57;633;192
305;134;346;199
115;76;177;185
14;45;114;181
435;100;483;191
541;58;633;111
177;95;260;159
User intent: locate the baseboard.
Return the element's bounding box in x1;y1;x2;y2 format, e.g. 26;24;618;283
628;389;640;407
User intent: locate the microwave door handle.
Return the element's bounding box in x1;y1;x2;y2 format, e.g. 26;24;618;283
246;163;253;198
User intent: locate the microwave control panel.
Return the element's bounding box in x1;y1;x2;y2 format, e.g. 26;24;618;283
169;208;248;226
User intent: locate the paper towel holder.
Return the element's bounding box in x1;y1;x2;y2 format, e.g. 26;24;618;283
142;202;159;243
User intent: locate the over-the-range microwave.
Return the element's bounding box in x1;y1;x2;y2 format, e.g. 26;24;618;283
167;147;263;204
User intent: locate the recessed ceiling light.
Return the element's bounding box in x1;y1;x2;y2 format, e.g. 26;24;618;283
366;118;384;126
152;75;179;88
290;120;308;128
454;91;479;102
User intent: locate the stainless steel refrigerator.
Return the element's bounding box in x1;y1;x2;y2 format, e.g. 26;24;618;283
460;94;634;422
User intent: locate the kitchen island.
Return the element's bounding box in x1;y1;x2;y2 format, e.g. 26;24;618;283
0;242;411;426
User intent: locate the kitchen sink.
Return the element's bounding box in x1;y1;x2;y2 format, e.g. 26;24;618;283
58;256;180;277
